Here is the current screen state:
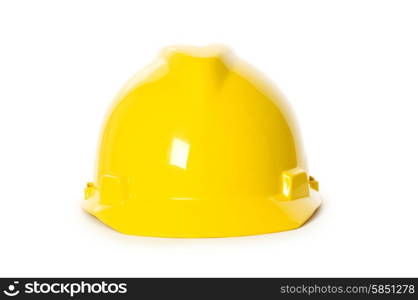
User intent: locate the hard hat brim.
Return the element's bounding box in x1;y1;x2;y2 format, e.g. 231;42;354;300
83;189;321;238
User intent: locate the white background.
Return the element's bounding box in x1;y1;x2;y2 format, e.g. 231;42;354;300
0;0;417;277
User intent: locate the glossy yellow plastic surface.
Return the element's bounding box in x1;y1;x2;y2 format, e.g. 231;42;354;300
84;45;321;237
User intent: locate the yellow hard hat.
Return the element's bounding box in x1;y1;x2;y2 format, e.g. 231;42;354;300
84;45;321;237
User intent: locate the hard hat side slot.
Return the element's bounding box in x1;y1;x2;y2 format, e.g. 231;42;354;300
282;168;310;200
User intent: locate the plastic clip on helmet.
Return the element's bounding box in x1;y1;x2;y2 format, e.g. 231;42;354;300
84;45;321;237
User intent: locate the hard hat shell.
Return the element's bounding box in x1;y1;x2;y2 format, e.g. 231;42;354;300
84;45;321;237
